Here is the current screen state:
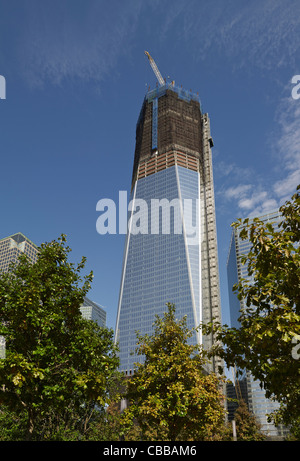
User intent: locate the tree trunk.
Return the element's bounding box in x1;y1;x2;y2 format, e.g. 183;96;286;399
25;408;35;441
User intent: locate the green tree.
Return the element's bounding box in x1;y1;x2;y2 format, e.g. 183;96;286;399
0;403;28;440
203;185;300;432
0;235;119;440
233;400;265;441
121;304;226;441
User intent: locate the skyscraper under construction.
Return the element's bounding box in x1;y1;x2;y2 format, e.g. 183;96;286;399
115;53;221;374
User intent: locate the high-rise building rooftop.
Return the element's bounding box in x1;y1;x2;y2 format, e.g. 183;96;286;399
0;232;38;272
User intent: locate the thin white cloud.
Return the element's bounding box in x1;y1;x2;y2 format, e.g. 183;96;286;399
247;199;279;218
224;184;252;200
238;191;268;211
218;83;300;219
271;93;300;201
214;161;254;182
161;0;300;71
16;0;300;90
275;98;300;168
19;0;142;89
274;170;300;198
220;180;276;218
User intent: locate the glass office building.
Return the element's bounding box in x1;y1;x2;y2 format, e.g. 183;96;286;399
115;83;222;374
227;210;287;438
0;232;38;272
80;296;106;328
227;210;281;327
0;233;39;359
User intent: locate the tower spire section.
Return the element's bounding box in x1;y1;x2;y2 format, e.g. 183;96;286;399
144;51;165;86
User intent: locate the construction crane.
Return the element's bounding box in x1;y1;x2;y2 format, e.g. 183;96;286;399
232;365;243;402
144;51;165;86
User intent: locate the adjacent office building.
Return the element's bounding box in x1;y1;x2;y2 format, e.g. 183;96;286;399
0;232;38;272
80;297;106;328
115;82;222;375
0;232;39;358
227;210;287;438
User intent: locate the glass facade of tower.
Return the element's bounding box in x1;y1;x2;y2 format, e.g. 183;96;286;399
116;165;201;373
115;83;222;375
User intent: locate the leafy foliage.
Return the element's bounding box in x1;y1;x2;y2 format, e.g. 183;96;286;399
202;185;300;433
121;304;227;441
234;400;265;441
0;235;119;440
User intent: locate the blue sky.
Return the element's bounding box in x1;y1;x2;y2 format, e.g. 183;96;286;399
0;0;299;330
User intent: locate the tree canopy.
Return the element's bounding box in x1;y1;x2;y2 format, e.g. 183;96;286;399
203;185;300;434
121;303;227;441
0;235;119;440
233;400;265;441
